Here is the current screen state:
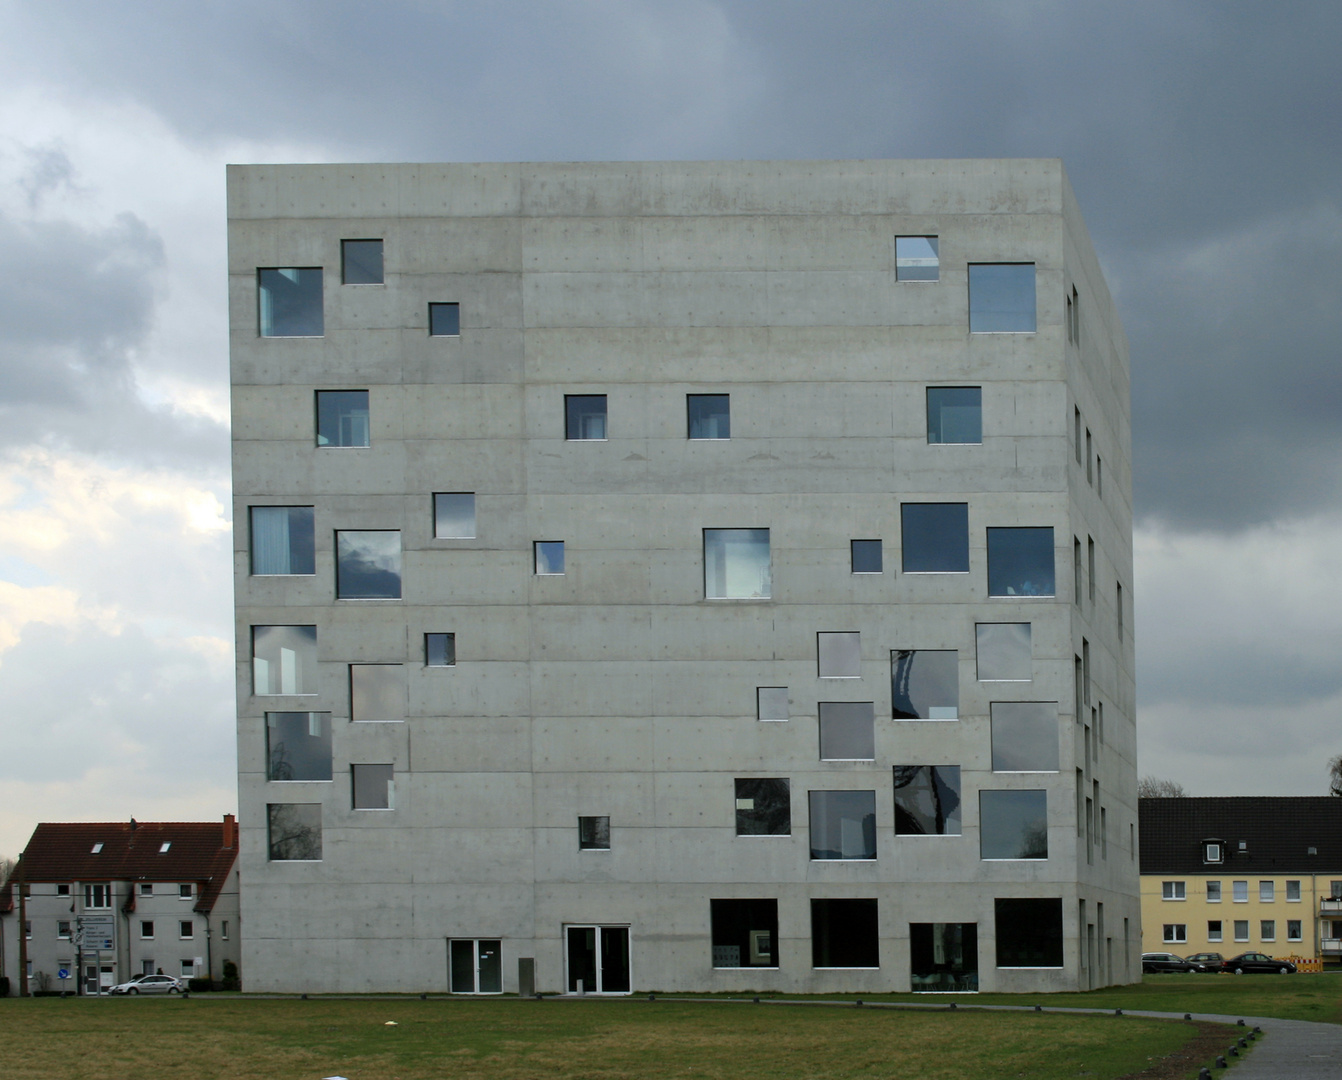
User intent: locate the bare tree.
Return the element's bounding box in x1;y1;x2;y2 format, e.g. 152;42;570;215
0;856;15;888
1328;756;1342;797
1138;776;1187;798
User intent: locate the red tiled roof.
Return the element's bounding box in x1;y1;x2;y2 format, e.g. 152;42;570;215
14;820;238;913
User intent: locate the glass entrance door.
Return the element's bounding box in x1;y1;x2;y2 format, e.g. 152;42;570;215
566;925;630;994
448;939;502;993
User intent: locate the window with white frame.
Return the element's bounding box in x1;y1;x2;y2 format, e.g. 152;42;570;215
1234;920;1249;941
1233;880;1248;902
1288;919;1302;941
1161;881;1186;901
1207;920;1222;942
1286;880;1301;902
179;921;194;940
141;921;154;939
84;884;111;908
1206;880;1221;902
1261;920;1276;942
1260;880;1275;902
1162;924;1186;944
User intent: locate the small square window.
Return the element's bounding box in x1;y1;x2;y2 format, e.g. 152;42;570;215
987;527;1055;597
140;921;154;939
181;960;195;978
818;701;875;761
336;530;402;599
258;268;323;337
896;236;939;281
579;816;610;850
1208;920;1222;942
978;790;1048;860
1162;924;1187;944
893;765;961;836
704;529;770;599
352;763;395;810
429;302;460;336
179;883;193;899
565;395;607;440
687;394;730;439
315;390;370;448
756;686;789;722
926;387;982;444
891;649;958;719
250;507;315;575
350;664;406;722
1288;919;1302;941
426;633;456;667
57;884;70;896
1261;920;1276;942
179;921;194;939
1203;841;1222;864
1234;919;1249;941
341;239;383;285
252;625;318;696
1162;881;1186;901
535;540;565;575
818;631;861;679
734;778;790;836
901;503;969;573
267;803;322;861
850;539;883;574
433;493;476;539
968;263;1036;333
137;883;151;896
975;623;1031;681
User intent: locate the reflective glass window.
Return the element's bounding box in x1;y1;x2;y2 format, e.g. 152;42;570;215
896;236;939;281
687;394;730;439
535;540;565;575
336;531;401;599
968;263;1036;333
426;633;456;667
704;529;770;599
350;663;405;722
926;387;982;444
910;923;977;991
711;899;778;968
990;702;1059;772
258;268;323;337
818;701;875;760
250;506;315;576
565;395;607;440
851;539;883;573
341;240;383;285
429;302;460;336
252;625;318;696
818;631;861;678
811;898;879;967
1233;880;1248;902
893;765;961;836
351;763;394;810
756;686;789;722
975;623;1031;681
891;649;958;719
994;898;1062;967
266;712;332;781
808;790;877;860
901;503;969;573
433;493;476;539
987;527;1055;597
267;803;322;860
734;778;790;836
1234;920;1249;941
315;390;370;447
979;790;1048;859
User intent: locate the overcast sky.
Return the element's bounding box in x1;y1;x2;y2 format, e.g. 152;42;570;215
1;1;1340;857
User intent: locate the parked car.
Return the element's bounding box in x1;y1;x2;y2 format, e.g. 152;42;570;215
1223;952;1297;975
1142;951;1199;973
1184;952;1226;972
109;973;184;995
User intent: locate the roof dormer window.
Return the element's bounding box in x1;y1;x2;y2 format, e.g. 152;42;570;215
159;842;171;853
91;842;103;854
1202;840;1223;864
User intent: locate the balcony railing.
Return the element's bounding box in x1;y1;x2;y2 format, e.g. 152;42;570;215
1320;938;1342;954
1320;899;1342;913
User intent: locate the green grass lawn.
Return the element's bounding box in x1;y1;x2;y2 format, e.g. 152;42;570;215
5;995;1229;1080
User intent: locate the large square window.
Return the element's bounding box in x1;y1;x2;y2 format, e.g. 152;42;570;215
579;816;610;850
987;527;1055;597
341;240;383;285
704;529;771;599
336;531;401;599
979;790;1048;860
266;712;332;781
267;803;322;860
316;390;370;448
350;663;405;722
352;764;394;810
926;387;982;444
433;493;476;539
711;899;778;968
688;394;730;440
893;765;961;836
968;263;1036;333
565;395;608;440
994;898;1062;967
252;625;318;696
734;778;790;836
891;649;957;719
896;236;939;281
811;899;879;968
818;702;875;760
910;923;977;991
429;302;460;336
851;539;883;574
808;790;877;860
818;631;861;678
534;540;565;575
250;507;315;576
426;633;456;667
901;503;969;573
975;623;1031;681
258;268;323;337
990;702;1059;772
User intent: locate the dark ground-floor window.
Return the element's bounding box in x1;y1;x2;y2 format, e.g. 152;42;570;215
811;898;879;968
711;899;779;968
995;898;1063;967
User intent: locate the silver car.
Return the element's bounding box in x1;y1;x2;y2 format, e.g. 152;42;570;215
109;973;184;995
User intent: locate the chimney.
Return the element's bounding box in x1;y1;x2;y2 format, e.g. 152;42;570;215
222;813;237;849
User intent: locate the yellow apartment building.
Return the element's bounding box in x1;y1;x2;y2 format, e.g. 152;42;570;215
1139;797;1342;965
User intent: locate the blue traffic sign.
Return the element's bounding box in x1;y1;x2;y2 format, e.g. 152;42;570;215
58;968;69;980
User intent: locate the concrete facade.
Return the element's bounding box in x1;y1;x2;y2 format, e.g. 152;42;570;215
228;160;1136;994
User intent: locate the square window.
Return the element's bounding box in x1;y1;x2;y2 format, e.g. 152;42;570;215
1287;880;1301;902
850;539;883;574
315;390;370;447
910;923;977;991
711;899;778;968
250;507;315;575
756;686;789;722
433;493;476;539
987;527;1055;597
978;790;1048;860
1207;881;1222;902
350;664;406;722
140;921;154;940
266;712;332;781
137;883;151;897
926;387;982;444
426;633;456;668
565;394;607;440
1234;920;1249;941
267;803;322;860
534;540;565;575
818;631;861;679
811;898;879;968
341;239;383;285
1261;920;1276;942
180;960;194;978
975;623;1031;681
994;898;1063;967
579;816;610;850
808;790;877;860
57;884;70;896
1163;924;1186;944
704;529;770;599
429;302;460;336
1233;880;1248;902
891;649;958;719
336;531;402;599
734;778;791;836
968;263;1036;333
687;394;730;439
258;268;323;337
1288;919;1302;941
893;765;961;836
252;625;318;696
1162;881;1186;901
818;701;875;760
990;702;1059;772
901;503;969;573
352;763;394;810
179;921;194;940
1208;920;1222;942
1260;880;1275;902
178;883;193;899
895;236;939;281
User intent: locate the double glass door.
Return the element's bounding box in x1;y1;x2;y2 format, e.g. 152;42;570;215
566;926;630;994
449;939;501;994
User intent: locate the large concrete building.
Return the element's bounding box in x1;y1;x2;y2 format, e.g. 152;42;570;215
228;159;1136;994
